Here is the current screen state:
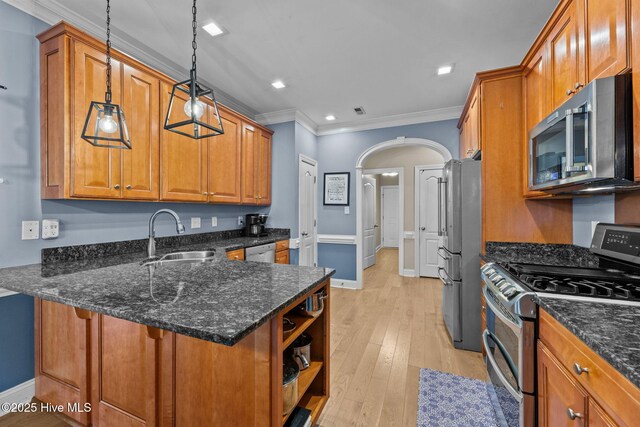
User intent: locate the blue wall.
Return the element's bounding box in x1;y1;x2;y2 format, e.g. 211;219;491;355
0;295;34;391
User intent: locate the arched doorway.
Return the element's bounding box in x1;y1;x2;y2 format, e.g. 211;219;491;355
355;137;453;288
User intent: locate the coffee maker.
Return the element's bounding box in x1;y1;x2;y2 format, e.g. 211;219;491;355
245;214;268;237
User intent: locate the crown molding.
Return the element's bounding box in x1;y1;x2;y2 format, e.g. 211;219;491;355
256;105;463;136
3;0;258;119
316;105;464;136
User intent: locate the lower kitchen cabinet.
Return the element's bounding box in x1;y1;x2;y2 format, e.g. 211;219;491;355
227;249;245;261
33;278;330;426
538;309;640;426
275;240;290;264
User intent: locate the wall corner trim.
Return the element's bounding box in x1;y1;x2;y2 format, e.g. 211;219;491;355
401;269;417;277
330;279;360;290
403;231;415;239
0;379;35;415
0;288;18;299
317;234;357;245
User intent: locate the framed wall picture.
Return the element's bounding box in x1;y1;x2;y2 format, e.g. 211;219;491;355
323;172;350;205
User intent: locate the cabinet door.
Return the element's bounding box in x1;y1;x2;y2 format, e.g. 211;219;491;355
90;315;169;427
459;114;471;158
548;0;584;110
588;400;617;427
275;250;289;264
584;0;629;80
467;88;480;155
35;300;91;425
538;342;588;427
208;108;242;204
256;129;272;205
71;41;122;198
160;82;208;202
121;64;159;200
240;122;258;204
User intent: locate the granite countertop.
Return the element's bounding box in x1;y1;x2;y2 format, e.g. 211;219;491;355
538;297;640;389
483;241;640;388
0;232;335;346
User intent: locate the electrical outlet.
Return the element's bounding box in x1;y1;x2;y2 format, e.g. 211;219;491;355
191;217;201;229
212;217;218;227
22;220;39;240
42;219;60;239
238;216;244;226
344;206;350;214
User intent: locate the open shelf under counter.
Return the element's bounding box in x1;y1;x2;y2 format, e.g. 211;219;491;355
282;361;324;425
283;311;322;349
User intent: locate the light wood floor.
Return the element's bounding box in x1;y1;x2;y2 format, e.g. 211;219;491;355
318;248;486;427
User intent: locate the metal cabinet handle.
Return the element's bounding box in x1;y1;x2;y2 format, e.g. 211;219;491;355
567;408;583;420
126;185;132;190
574;82;584;90
203;192;208;196
234;256;239;260
566;89;576;96
466;149;473;154
114;184;120;190
572;362;589;375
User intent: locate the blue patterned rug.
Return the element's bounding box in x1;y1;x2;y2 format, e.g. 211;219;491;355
417;368;517;427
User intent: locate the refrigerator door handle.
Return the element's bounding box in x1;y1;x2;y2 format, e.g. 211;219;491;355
437;177;444;236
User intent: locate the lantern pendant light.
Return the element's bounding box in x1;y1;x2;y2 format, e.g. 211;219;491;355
81;0;131;149
164;0;224;139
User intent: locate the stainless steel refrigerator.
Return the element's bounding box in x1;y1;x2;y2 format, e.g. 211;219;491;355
437;159;482;352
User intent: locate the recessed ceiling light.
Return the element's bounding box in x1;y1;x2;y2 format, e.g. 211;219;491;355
271;80;286;89
437;64;454;75
202;22;225;37
325;115;336;121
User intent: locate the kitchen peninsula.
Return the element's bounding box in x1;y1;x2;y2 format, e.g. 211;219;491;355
0;231;333;426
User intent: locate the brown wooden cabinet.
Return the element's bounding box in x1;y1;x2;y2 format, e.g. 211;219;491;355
275;240;290;264
38;22;272;205
458;86;480;159
583;0;629;81
207;108;243;204
226;249;245;261
539;309;640;426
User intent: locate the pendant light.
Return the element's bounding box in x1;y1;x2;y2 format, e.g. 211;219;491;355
164;0;224;139
81;0;131;149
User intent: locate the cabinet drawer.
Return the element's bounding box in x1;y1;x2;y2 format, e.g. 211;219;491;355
275;250;289;265
275;240;289;252
539;309;640;426
226;249;245;261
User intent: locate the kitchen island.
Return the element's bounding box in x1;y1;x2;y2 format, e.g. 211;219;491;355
0;233;334;426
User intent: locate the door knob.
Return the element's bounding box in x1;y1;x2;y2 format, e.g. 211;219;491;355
114;184;120;190
421;227;426;231
126;185;132;190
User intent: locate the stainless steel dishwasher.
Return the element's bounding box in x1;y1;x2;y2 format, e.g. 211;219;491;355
245;243;275;263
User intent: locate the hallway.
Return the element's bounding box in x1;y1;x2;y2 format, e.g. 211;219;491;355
318;248;486;426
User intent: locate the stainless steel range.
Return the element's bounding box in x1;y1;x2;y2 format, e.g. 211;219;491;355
480;223;640;427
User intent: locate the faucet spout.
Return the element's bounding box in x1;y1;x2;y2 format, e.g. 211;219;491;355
148;209;185;258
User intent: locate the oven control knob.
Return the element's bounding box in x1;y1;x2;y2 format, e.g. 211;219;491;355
497;280;510;291
492;274;504;283
505;288;519;299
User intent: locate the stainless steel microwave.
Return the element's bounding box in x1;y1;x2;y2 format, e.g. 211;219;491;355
528;74;636;194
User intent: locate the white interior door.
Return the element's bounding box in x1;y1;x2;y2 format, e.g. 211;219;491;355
418;168;442;277
363;176;377;269
299;158;317;267
381;186;399;248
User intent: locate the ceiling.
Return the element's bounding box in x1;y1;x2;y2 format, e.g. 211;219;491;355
7;0;558;132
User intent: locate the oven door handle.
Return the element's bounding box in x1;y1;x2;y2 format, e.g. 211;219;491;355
483;330;522;401
482;286;522;334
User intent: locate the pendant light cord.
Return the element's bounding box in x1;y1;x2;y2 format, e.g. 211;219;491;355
105;0;112;103
191;0;197;73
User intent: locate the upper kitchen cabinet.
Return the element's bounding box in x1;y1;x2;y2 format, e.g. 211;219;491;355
159;81;208;202
583;0;630;81
121;64;160;200
207;106;242;204
38;22;274;204
547;0;584;111
457;86;480;159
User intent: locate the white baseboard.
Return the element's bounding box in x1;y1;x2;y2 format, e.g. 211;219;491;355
330;279;360;290
375;244;382;253
0;379;35;416
401;269;417;277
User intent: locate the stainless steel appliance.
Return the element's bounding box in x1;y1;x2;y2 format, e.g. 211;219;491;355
245;243;275;263
244;213;268;237
437;159;482;351
529;74;635;194
480;223;640;426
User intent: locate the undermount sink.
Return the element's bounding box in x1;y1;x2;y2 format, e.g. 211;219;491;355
142;250;216;267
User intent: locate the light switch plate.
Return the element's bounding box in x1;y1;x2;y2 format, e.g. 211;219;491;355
22;220;39;240
212;217;218;227
344;206;350;214
191;217;201;229
42;219;60;239
238;216;244;226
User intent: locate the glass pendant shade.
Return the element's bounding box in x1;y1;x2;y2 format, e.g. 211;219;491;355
164;69;224;139
81;100;131;149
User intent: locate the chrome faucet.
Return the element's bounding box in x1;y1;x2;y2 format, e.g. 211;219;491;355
148;209;185;258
